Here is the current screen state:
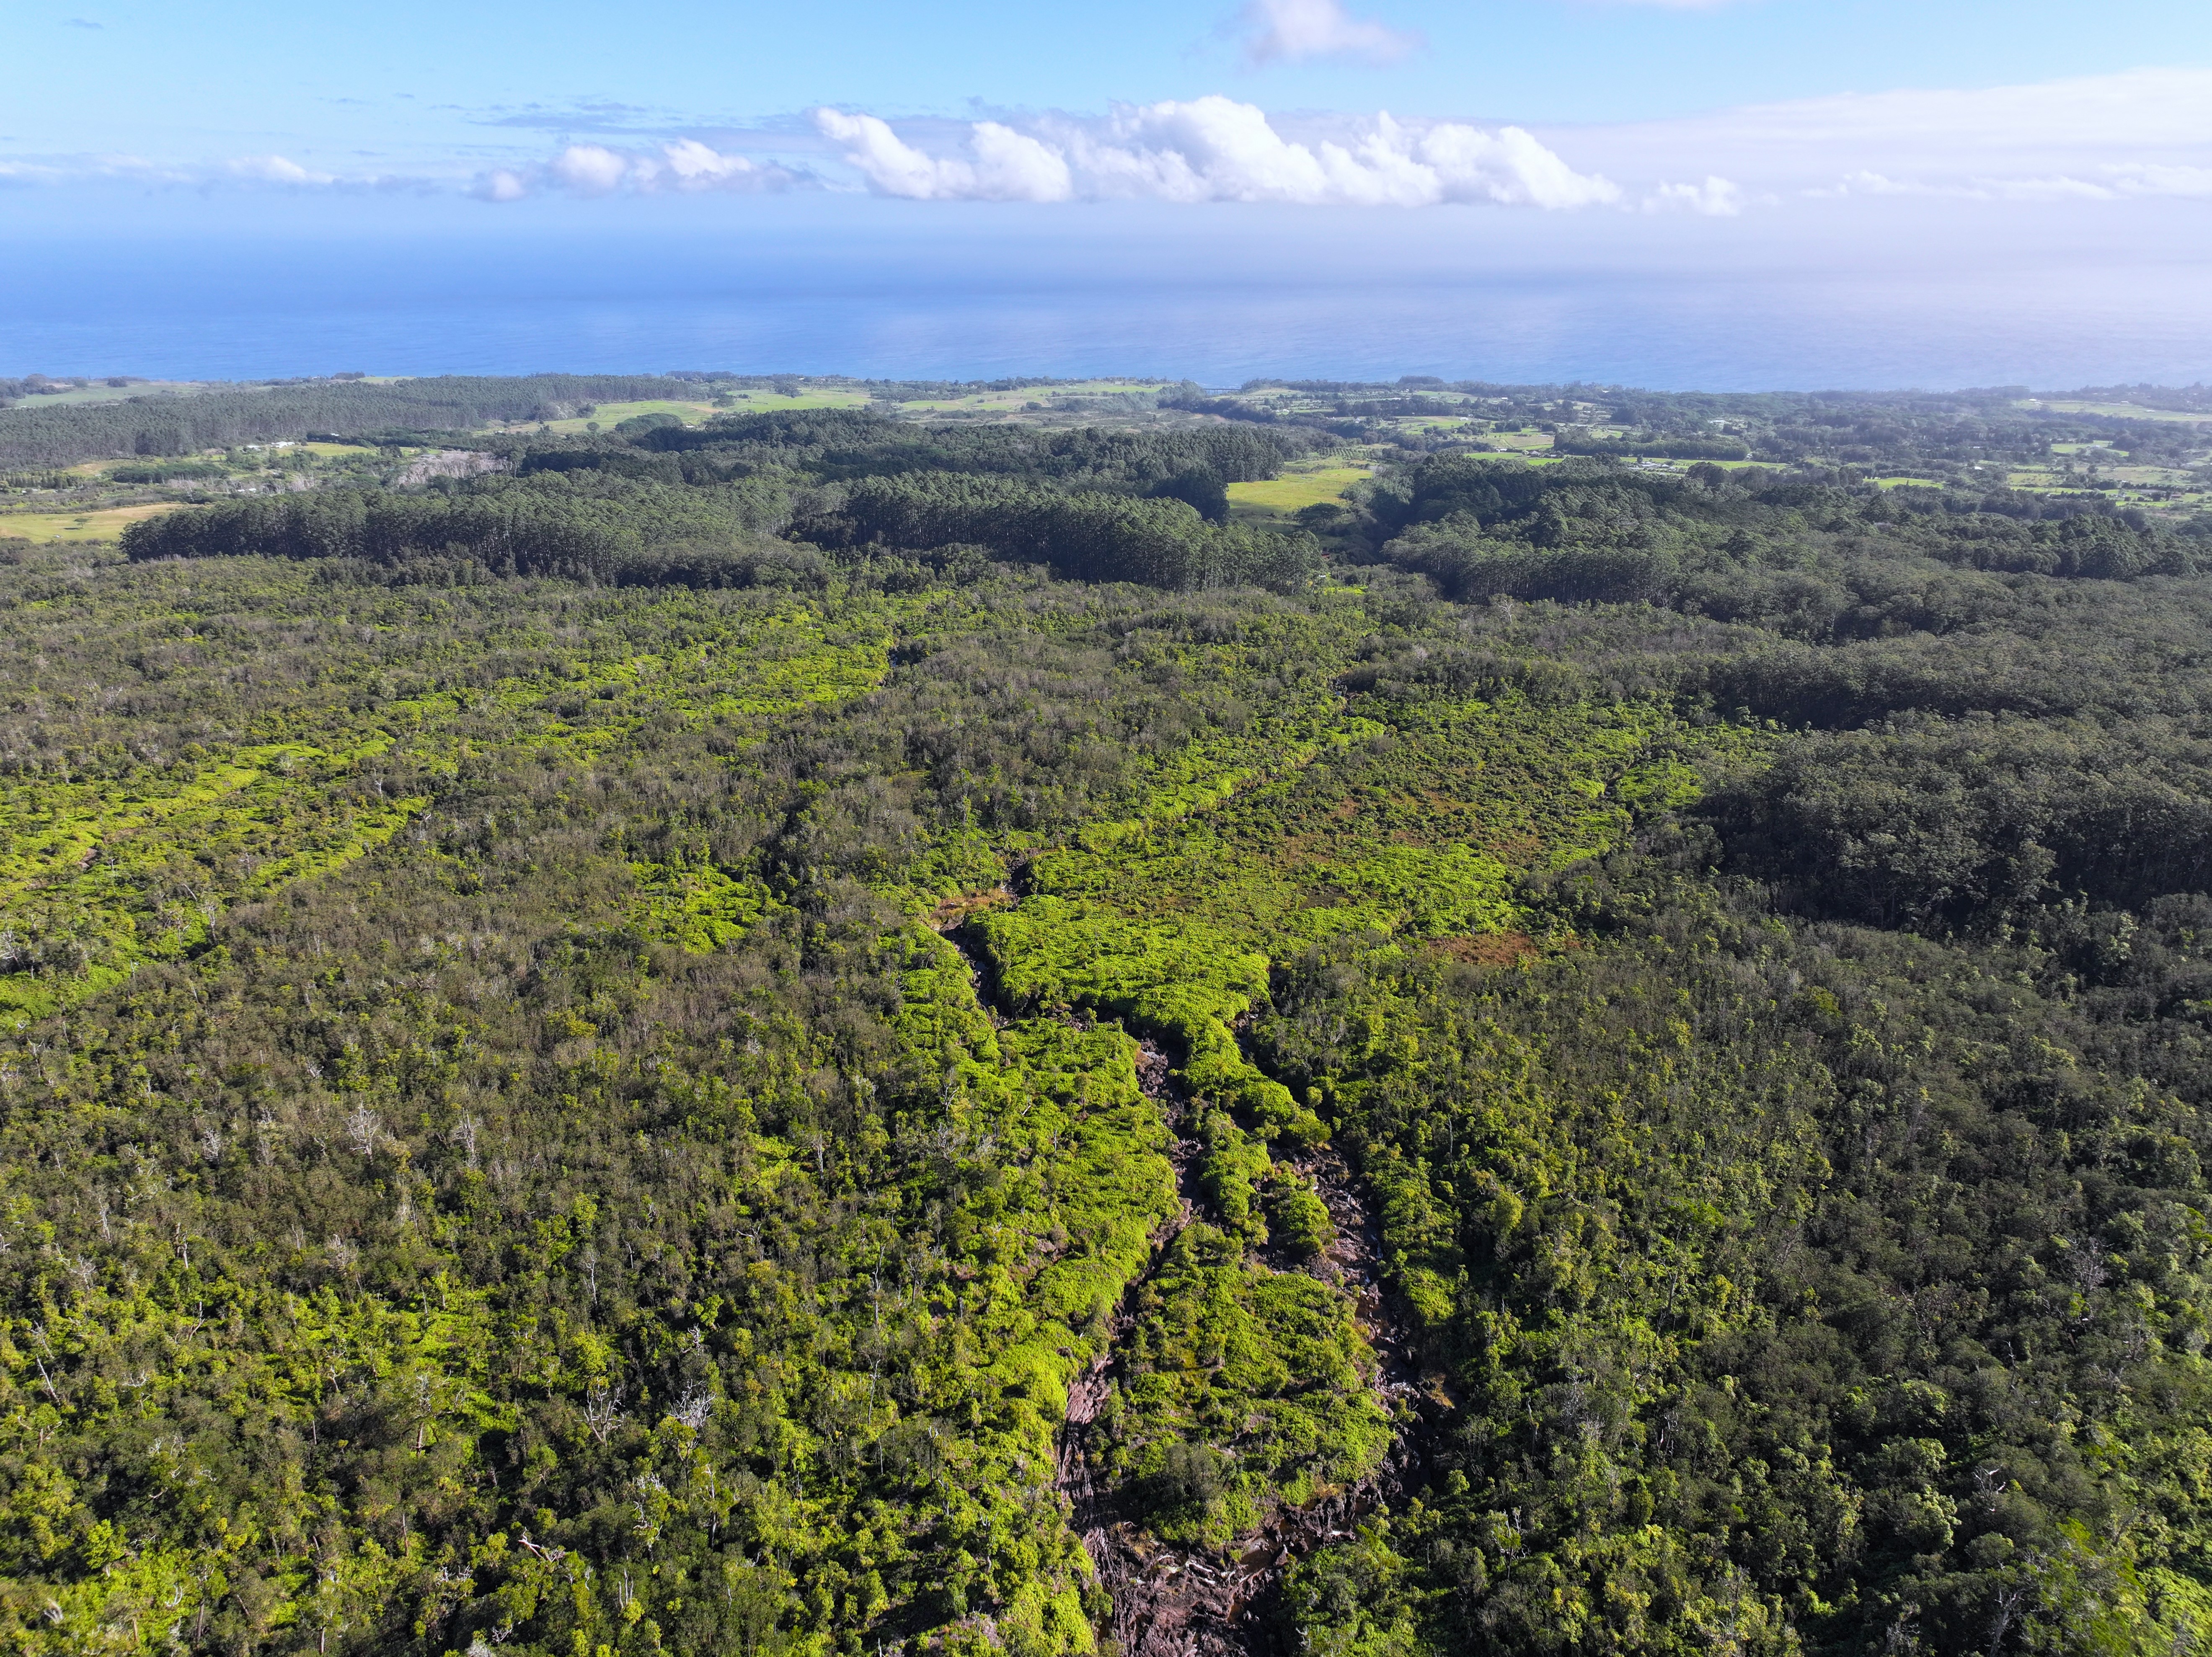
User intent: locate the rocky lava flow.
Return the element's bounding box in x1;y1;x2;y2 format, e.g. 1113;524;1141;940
934;909;1427;1657
1056;1045;1427;1657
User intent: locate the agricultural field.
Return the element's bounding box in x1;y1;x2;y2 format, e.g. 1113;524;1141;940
1224;462;1372;518
2027;398;2212;423
521;397;729;435
890;380;1179;414
0;501;188;542
714;389;873;411
0;379;214;407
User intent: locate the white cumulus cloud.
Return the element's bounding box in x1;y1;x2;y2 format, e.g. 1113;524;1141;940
10;62;2208;234
814;111;1073;201
474;140;804;201
227;155;337;186
1239;0;1419;65
1644;174;1743;215
817;98;1617;209
549;144;631;196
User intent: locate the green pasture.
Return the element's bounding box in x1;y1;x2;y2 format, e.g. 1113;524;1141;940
892;381;1178;413
4;380;212;408
2030;400;2212;424
530;397;725;434
0;502;186;543
703;390;873;413
1225;464;1373;518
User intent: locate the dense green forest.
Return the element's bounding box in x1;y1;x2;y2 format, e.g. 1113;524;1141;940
0;377;700;468
4;388;2212;1656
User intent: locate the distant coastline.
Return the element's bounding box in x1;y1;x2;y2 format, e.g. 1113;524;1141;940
8;228;2210;391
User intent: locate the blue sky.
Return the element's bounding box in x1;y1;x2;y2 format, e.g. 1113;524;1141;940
4;0;2207;211
3;0;2210;388
7;0;2204;142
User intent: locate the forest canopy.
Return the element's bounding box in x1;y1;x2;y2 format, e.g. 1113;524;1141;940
0;375;700;467
4;379;2212;1657
118;414;1322;593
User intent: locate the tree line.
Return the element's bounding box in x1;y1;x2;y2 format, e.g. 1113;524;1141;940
0;375;697;467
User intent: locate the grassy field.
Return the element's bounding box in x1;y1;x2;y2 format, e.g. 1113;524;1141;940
497;390;881;432
0;502;186;543
5;380;215;408
713;390;872;413
1996;469;2208;516
525;397;726;435
894;380;1178;413
1225;464;1373;518
2028;400;2212;424
1383;415;1478;434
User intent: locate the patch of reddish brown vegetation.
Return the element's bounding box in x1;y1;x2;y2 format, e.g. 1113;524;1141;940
929;885;1013;932
1426;929;1540;967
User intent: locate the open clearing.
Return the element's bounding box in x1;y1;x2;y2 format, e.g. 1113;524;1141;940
527;398;725;434
1226;464;1373;517
894;380;1176;413
2027;400;2212;424
0;503;186;542
6;380;214;408
703;390;873;415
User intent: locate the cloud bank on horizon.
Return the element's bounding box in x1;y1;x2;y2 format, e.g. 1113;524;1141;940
429;66;2212;219
3;7;2208;226
5;0;2208;235
474;139;801;202
812;101;1627;210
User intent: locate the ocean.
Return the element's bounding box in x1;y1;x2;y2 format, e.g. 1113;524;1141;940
5;205;2210;391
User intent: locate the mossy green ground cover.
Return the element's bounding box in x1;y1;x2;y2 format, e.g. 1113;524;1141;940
1098;1221;1392;1548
